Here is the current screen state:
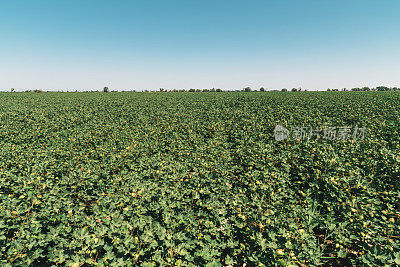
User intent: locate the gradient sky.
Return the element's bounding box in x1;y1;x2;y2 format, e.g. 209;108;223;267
1;0;399;91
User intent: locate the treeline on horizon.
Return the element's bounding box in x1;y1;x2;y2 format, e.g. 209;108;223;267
4;85;399;93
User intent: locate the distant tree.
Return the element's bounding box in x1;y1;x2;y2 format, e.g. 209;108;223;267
11;88;15;92
159;88;165;92
361;87;370;91
202;89;210;92
189;89;196;92
281;88;287;92
196;89;201;92
327;88;331;91
291;88;297;92
376;86;390;91
210;88;216;92
103;87;109;93
259;87;265;92
243;87;251;92
216;88;222;92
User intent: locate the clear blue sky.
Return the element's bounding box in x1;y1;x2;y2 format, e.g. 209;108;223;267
1;0;399;91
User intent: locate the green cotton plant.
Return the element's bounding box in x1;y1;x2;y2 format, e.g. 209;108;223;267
0;91;399;265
